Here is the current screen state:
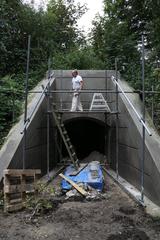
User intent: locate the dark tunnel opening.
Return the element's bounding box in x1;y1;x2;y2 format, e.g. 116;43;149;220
62;118;108;160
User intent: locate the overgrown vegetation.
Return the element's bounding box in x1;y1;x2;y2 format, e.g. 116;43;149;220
25;182;56;215
91;0;160;129
1;0;160;146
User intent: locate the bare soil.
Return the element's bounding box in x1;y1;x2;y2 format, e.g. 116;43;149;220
0;171;160;240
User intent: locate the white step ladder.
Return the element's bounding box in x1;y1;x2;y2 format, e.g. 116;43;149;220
90;93;111;112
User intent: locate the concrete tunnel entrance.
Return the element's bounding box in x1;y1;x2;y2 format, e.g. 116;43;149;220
2;69;160;207
60;117;109;160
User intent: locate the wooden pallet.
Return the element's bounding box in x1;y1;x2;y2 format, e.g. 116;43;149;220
3;169;41;212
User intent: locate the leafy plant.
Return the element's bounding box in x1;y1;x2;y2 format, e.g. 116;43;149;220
25;182;55;214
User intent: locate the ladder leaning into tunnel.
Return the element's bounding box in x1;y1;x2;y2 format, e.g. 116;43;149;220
51;107;80;170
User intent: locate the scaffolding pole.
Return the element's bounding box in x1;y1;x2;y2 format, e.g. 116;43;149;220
22;35;31;170
141;34;145;203
112;78;152;136
115;58;119;180
151;85;154;122
47;58;51;177
2;89;160;94
104;113;108;164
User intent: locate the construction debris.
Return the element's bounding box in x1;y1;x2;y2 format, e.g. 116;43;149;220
59;173;88;196
60;160;105;201
64;183;107;201
61;161;104;191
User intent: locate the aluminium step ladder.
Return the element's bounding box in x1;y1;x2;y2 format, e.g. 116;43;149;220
51;108;79;170
90;93;111;112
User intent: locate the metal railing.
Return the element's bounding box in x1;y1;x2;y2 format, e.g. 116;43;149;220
21;77;54;134
111;76;152;136
111;73;152;205
21;74;54;170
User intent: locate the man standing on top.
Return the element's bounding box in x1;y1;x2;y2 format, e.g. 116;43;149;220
70;69;83;111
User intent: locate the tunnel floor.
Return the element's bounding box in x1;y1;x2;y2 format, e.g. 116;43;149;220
62;118;107;159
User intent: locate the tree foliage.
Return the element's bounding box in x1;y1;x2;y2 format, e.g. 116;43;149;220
0;0;88;146
2;0;160;143
91;0;160;129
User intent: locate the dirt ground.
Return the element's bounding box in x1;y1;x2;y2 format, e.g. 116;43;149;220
1;169;160;240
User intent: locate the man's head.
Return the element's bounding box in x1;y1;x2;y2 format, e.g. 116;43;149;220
72;69;78;77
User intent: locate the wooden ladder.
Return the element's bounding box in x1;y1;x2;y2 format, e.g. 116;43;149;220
51;109;79;170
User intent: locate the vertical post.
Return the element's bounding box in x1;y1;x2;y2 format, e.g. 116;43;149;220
105;70;108;100
60;69;63;110
23;35;31;169
108;128;111;166
151;85;154;122
141;34;145;202
12;91;15;123
59;113;63;164
54;127;58;164
47;58;51;177
105;70;108;166
115;58;119;179
104;113;108;165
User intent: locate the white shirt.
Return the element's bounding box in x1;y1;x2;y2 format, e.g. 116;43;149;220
72;75;83;90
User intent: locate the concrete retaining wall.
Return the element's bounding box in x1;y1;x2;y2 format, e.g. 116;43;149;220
107;78;160;205
0;76;56;181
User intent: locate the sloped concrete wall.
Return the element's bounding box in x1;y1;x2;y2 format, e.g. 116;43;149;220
107;78;160;205
0;76;56;181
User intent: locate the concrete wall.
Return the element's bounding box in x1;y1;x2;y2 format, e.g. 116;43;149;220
0;76;56;181
53;70;115;122
107;78;160;205
54;70;109;110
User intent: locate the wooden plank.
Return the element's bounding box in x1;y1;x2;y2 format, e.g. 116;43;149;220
9;198;22;204
4;193;10;207
4;169;41;176
59;173;88;196
5;203;23;212
4;175;10;186
21;174;26;202
4;184;34;193
4;184;24;193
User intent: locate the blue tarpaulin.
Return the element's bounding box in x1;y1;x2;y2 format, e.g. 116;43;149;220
61;161;104;191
